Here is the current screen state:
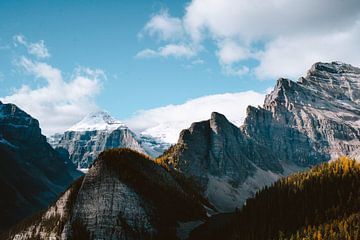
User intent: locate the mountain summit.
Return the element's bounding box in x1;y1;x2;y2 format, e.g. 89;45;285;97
51;111;169;168
67;111;126;132
158;62;360;211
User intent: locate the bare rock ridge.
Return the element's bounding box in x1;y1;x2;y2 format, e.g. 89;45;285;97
245;61;360;163
51;111;170;169
0;102;81;231
169;112;281;185
5;149;211;240
159;62;360;211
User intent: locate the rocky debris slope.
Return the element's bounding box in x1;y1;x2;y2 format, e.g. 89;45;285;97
50;111;169;169
5;149;211;240
158;62;360;211
0;101;81;231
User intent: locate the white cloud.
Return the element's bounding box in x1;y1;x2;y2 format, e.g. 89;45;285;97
13;35;50;58
183;0;360;41
1;56;104;135
28;40;50;59
137;9;201;59
13;35;27;45
136;44;197;58
217;40;252;65
142;10;185;41
126;91;265;143
222;65;250;77
135;49;158;58
191;59;204;65
255;22;360;79
216;40;253;77
142;0;360;79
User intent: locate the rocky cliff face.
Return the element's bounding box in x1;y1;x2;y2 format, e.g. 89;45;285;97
51;111;169;169
158;62;360;211
244;62;360;164
5;149;211;240
0;102;81;231
56;127;145;169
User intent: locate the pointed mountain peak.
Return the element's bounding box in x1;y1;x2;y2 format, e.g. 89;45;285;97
209;112;237;134
210;112;228;125
263;78;297;107
67;110;126;132
184;112;234;135
0;102;35;123
266;78;294;95
309;61;360;75
275;77;292;87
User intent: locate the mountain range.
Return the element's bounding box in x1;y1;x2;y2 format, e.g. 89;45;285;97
157;61;360;211
1;61;360;239
49;111;170;169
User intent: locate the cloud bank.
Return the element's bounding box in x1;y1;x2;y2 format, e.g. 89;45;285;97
1;56;104;135
139;0;360;79
126;91;265;143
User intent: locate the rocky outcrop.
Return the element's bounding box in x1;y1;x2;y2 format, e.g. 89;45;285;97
51;111;169;169
244;62;360;164
5;149;211;240
0;102;81;231
158;62;360;211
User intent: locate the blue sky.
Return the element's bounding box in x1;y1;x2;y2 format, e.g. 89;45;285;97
1;0;360;136
0;1;271;109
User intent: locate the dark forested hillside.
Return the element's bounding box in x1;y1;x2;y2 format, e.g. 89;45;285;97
4;148;212;240
190;157;360;240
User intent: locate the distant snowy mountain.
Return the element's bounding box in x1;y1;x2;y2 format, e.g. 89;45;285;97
67;111;126;132
140;121;188;144
137;133;172;157
50;111;170;168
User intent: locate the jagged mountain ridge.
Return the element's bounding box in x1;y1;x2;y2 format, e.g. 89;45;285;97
4;61;360;239
0;101;81;231
50;111;170;169
158;62;360;211
5;149;211;240
244;62;360;164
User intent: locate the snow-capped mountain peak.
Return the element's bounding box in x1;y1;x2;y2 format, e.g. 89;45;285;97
52;110;170;168
67;111;126;132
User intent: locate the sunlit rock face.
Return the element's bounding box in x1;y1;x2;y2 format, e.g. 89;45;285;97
160;62;360;211
245;61;360;163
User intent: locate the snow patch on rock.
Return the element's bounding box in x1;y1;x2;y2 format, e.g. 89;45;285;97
67;111;126;132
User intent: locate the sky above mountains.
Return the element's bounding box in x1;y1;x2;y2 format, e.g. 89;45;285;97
1;0;360;135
